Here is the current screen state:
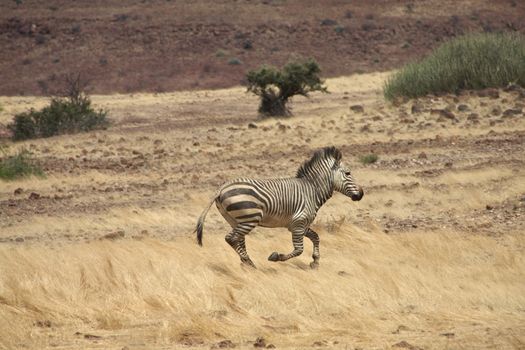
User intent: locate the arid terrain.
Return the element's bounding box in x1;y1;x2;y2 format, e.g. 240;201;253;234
1;0;525;95
0;72;524;349
1;1;525;349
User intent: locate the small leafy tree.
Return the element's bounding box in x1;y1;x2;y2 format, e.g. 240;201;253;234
246;58;328;117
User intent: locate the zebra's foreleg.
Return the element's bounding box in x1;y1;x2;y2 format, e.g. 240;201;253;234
304;228;320;269
268;229;304;262
225;223;257;268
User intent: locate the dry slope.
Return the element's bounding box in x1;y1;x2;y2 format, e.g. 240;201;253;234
0;72;524;349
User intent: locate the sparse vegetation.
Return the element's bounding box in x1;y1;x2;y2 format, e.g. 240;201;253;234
246;58;327;117
335;25;345;34
8;74;108;141
359;153;378;165
0;146;44;180
384;33;525;101
228;57;242;65
215;49;229;58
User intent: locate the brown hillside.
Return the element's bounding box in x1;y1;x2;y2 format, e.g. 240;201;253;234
1;0;524;95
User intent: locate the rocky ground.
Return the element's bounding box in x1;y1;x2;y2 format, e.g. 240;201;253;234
1;73;524;244
0;72;524;349
1;0;524;95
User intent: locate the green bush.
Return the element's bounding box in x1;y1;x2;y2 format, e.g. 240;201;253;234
9;96;108;141
384;33;525;101
0;147;44;180
246;58;328;116
359;154;378;165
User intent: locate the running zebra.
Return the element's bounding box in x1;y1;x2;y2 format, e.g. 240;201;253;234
195;146;363;268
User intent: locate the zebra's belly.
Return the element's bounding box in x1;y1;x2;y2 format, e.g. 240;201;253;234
259;213;292;228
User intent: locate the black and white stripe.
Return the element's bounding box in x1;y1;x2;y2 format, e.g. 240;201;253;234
195;146;364;268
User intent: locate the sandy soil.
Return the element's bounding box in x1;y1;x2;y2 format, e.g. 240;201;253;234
0;72;524;349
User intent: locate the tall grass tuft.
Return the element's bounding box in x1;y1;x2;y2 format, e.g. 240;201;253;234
384;33;525;100
0;147;44;180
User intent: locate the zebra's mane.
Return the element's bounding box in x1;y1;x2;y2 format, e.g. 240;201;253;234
296;146;342;178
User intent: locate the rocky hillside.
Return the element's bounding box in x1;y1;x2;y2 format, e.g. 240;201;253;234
1;0;524;95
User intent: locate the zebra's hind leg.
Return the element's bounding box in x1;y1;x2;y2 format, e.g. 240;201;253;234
225;223;257;268
304;228;320;269
268;229;304;262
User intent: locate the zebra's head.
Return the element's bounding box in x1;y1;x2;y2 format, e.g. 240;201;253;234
333;164;364;201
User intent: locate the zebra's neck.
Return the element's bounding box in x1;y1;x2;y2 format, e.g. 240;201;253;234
302;166;335;209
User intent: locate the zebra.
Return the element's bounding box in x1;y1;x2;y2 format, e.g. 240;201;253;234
195;146;364;268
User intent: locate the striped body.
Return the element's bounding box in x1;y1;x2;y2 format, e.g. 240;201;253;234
217;178;323;229
195;147;364;268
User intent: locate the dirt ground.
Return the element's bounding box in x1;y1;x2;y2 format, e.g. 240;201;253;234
1;0;525;95
0;71;524;349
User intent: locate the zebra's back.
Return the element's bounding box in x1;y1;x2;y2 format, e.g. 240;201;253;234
216;177;309;229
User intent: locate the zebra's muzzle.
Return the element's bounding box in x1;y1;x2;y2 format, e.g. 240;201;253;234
351;187;364;201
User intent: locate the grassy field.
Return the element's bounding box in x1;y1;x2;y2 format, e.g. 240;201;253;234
0;72;524;349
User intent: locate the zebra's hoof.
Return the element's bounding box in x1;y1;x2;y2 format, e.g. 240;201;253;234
268;252;280;262
310;261;319;269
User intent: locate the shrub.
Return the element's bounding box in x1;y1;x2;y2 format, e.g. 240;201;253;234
9;98;108;141
359;154;378;165
8;74;108;141
215;49;229;58
228;57;242;65
246;58;328;116
0;147;44;180
384;32;525;101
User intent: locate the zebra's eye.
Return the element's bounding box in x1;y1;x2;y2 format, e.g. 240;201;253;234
344;171;351;176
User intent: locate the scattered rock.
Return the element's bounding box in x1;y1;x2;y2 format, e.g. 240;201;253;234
266;345;275;349
212;339;236;348
312;340;328;347
385;199;394;207
467;113;479;121
417;152;427;159
486;205;494;210
320;18;337;26
444;162;453;168
477;88;499;99
457;104;469;112
253;337;266;348
248;122;258;129
350;105;364;113
502;108;521;117
360;124;371;132
101;231;125;240
440;332;455;338
84;334;102;339
503;83;521;92
392;340;421;350
28;192;40;200
491;106;502;116
34;320;52;328
15;237;24;243
14;188;23;195
411;103;423;114
431;109;456;120
392;325;410;334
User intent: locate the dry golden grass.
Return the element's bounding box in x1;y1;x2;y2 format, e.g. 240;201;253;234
1;225;524;350
1;71;525;349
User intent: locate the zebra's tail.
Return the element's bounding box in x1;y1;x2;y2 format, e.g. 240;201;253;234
195;193;219;246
